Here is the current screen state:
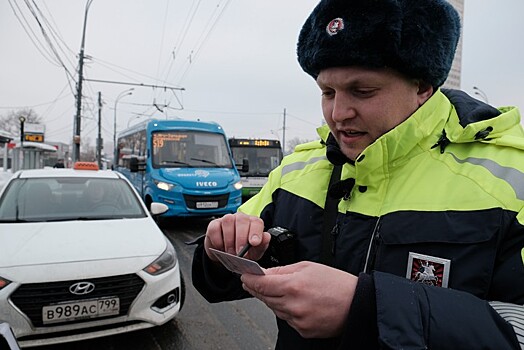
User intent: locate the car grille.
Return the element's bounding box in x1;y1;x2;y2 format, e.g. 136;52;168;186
10;274;145;327
183;193;229;209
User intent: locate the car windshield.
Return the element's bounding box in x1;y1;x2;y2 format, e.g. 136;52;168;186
0;177;147;222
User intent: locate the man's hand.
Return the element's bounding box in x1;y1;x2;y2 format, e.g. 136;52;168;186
241;261;358;338
204;212;271;262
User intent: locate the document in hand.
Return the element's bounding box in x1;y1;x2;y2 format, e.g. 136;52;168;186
209;248;265;275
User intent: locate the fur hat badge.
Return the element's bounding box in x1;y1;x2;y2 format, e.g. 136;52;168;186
297;0;461;88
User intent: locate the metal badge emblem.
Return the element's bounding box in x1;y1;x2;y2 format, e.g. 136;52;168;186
326;18;345;36
69;281;96;295
406;252;451;288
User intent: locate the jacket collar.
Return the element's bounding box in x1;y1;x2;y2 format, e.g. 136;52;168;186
316;90;450;170
316;89;522;174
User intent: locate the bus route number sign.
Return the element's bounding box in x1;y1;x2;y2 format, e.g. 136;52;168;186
153;133;188;149
236;139;272;147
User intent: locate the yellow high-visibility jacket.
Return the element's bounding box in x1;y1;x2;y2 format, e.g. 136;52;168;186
193;89;524;349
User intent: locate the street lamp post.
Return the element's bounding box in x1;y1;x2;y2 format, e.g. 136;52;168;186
19;116;26;147
127;115;146;128
473;86;489;103
18;116;26;171
113;88;134;166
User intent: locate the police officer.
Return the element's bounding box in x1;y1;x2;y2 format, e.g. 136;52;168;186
192;0;524;348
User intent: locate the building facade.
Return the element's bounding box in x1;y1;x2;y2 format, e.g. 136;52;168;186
442;0;465;90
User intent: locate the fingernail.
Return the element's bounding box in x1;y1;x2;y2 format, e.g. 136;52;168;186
251;235;261;243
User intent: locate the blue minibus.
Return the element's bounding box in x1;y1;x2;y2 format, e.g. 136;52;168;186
115;119;245;217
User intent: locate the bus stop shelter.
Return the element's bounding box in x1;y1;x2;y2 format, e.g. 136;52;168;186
0;130;14;172
11;141;57;172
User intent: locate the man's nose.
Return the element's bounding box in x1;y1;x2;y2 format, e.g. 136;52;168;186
331;94;357;123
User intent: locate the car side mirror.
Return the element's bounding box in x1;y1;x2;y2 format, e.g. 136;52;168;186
150;202;169;216
236;158;249;173
129;157;139;172
0;323;21;350
130;157;146;173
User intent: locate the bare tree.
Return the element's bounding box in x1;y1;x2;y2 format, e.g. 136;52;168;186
0;109;42;136
80;136;96;161
286;137;317;155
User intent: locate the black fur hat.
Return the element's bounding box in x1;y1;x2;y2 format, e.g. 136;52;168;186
297;0;461;88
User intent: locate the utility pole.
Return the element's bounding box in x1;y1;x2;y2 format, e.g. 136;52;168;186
73;0;94;163
282;108;287;155
97;91;103;168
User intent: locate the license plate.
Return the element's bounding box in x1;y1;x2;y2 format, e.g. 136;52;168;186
196;201;218;209
42;297;120;324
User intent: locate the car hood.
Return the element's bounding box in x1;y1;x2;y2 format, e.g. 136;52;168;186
0;218;166;268
159;168;237;190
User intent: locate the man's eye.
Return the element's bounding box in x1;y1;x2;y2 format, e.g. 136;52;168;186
321;90;335;98
353;89;376;97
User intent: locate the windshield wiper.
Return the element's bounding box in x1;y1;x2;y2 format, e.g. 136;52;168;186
0;217;111;223
74;217;117;221
161;160;193;167
190;157;219;167
38;218;88;222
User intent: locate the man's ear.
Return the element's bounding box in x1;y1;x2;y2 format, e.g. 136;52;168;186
417;81;434;105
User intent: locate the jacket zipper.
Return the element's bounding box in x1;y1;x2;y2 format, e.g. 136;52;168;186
363;217;381;273
331;222;340;256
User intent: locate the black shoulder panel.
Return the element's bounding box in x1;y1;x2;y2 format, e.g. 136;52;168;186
441;88;501;127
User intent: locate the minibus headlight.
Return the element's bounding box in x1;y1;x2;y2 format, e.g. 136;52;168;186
233;181;243;190
153;180;174;191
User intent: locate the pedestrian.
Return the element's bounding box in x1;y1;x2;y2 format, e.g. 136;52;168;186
53;158;65;168
191;0;524;348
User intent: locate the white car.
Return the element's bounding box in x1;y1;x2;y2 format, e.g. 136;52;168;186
0;163;184;347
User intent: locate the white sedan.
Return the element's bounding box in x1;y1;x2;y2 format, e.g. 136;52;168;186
0;163;184;347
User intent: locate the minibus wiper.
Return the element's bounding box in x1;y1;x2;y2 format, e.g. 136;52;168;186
162;160;193;167
190;158;219;167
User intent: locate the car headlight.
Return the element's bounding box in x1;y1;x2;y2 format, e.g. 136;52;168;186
0;277;11;291
233;181;243;190
143;240;178;275
153;179;174;191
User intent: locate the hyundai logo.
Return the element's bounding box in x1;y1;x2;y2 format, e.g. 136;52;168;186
69;281;96;295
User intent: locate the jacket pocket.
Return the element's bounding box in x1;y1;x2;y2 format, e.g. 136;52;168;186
373;208;502;297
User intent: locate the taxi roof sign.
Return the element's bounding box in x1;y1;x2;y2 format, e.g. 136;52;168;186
73;161;99;171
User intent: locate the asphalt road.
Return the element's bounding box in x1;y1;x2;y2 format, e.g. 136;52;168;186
36;217;277;350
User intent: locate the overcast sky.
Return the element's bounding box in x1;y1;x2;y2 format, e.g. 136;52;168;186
1;0;523;154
